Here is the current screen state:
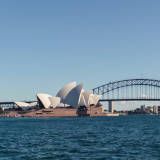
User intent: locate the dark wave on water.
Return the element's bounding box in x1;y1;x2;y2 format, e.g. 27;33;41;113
0;116;160;160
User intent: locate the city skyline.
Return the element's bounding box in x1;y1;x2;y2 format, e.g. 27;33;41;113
0;0;160;102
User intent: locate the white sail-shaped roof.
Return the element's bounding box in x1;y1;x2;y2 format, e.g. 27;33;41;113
49;97;61;108
37;93;52;109
15;102;31;108
56;82;77;103
79;91;86;106
64;84;83;107
29;102;38;106
89;94;101;106
81;91;101;107
83;91;92;107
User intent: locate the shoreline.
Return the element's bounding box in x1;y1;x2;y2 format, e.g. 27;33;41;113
0;106;120;118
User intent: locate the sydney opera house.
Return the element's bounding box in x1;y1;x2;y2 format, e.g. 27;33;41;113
37;82;101;109
13;82;106;117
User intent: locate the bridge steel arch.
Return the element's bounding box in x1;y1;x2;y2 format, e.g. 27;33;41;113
93;79;160;113
93;79;160;101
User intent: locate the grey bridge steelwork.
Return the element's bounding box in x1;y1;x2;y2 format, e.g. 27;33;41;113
93;79;160;112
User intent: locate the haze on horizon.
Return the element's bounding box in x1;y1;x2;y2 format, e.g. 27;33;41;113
0;0;160;110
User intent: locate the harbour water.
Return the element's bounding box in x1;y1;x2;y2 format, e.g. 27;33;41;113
0;116;160;160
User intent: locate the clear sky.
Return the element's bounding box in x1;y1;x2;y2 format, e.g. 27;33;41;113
0;0;160;102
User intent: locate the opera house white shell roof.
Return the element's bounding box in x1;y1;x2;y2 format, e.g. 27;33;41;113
49;97;60;108
36;82;101;109
89;94;101;106
15;101;38;110
56;82;77;103
64;84;83;107
78;91;86;107
82;91;92;107
37;93;52;109
37;93;61;109
55;82;101;108
15;102;31;108
79;92;101;107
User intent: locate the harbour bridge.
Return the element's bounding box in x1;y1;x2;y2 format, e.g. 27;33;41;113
93;79;160;112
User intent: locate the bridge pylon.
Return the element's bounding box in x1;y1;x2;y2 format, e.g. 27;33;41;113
108;101;114;113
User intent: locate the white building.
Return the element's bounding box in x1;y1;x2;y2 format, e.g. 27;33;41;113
37;93;60;109
35;82;101;109
56;81;77;104
56;82;101;108
15;101;37;110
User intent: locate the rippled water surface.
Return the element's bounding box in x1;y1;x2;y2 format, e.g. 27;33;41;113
0;116;160;160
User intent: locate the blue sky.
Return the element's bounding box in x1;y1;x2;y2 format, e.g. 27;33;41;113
0;0;160;101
